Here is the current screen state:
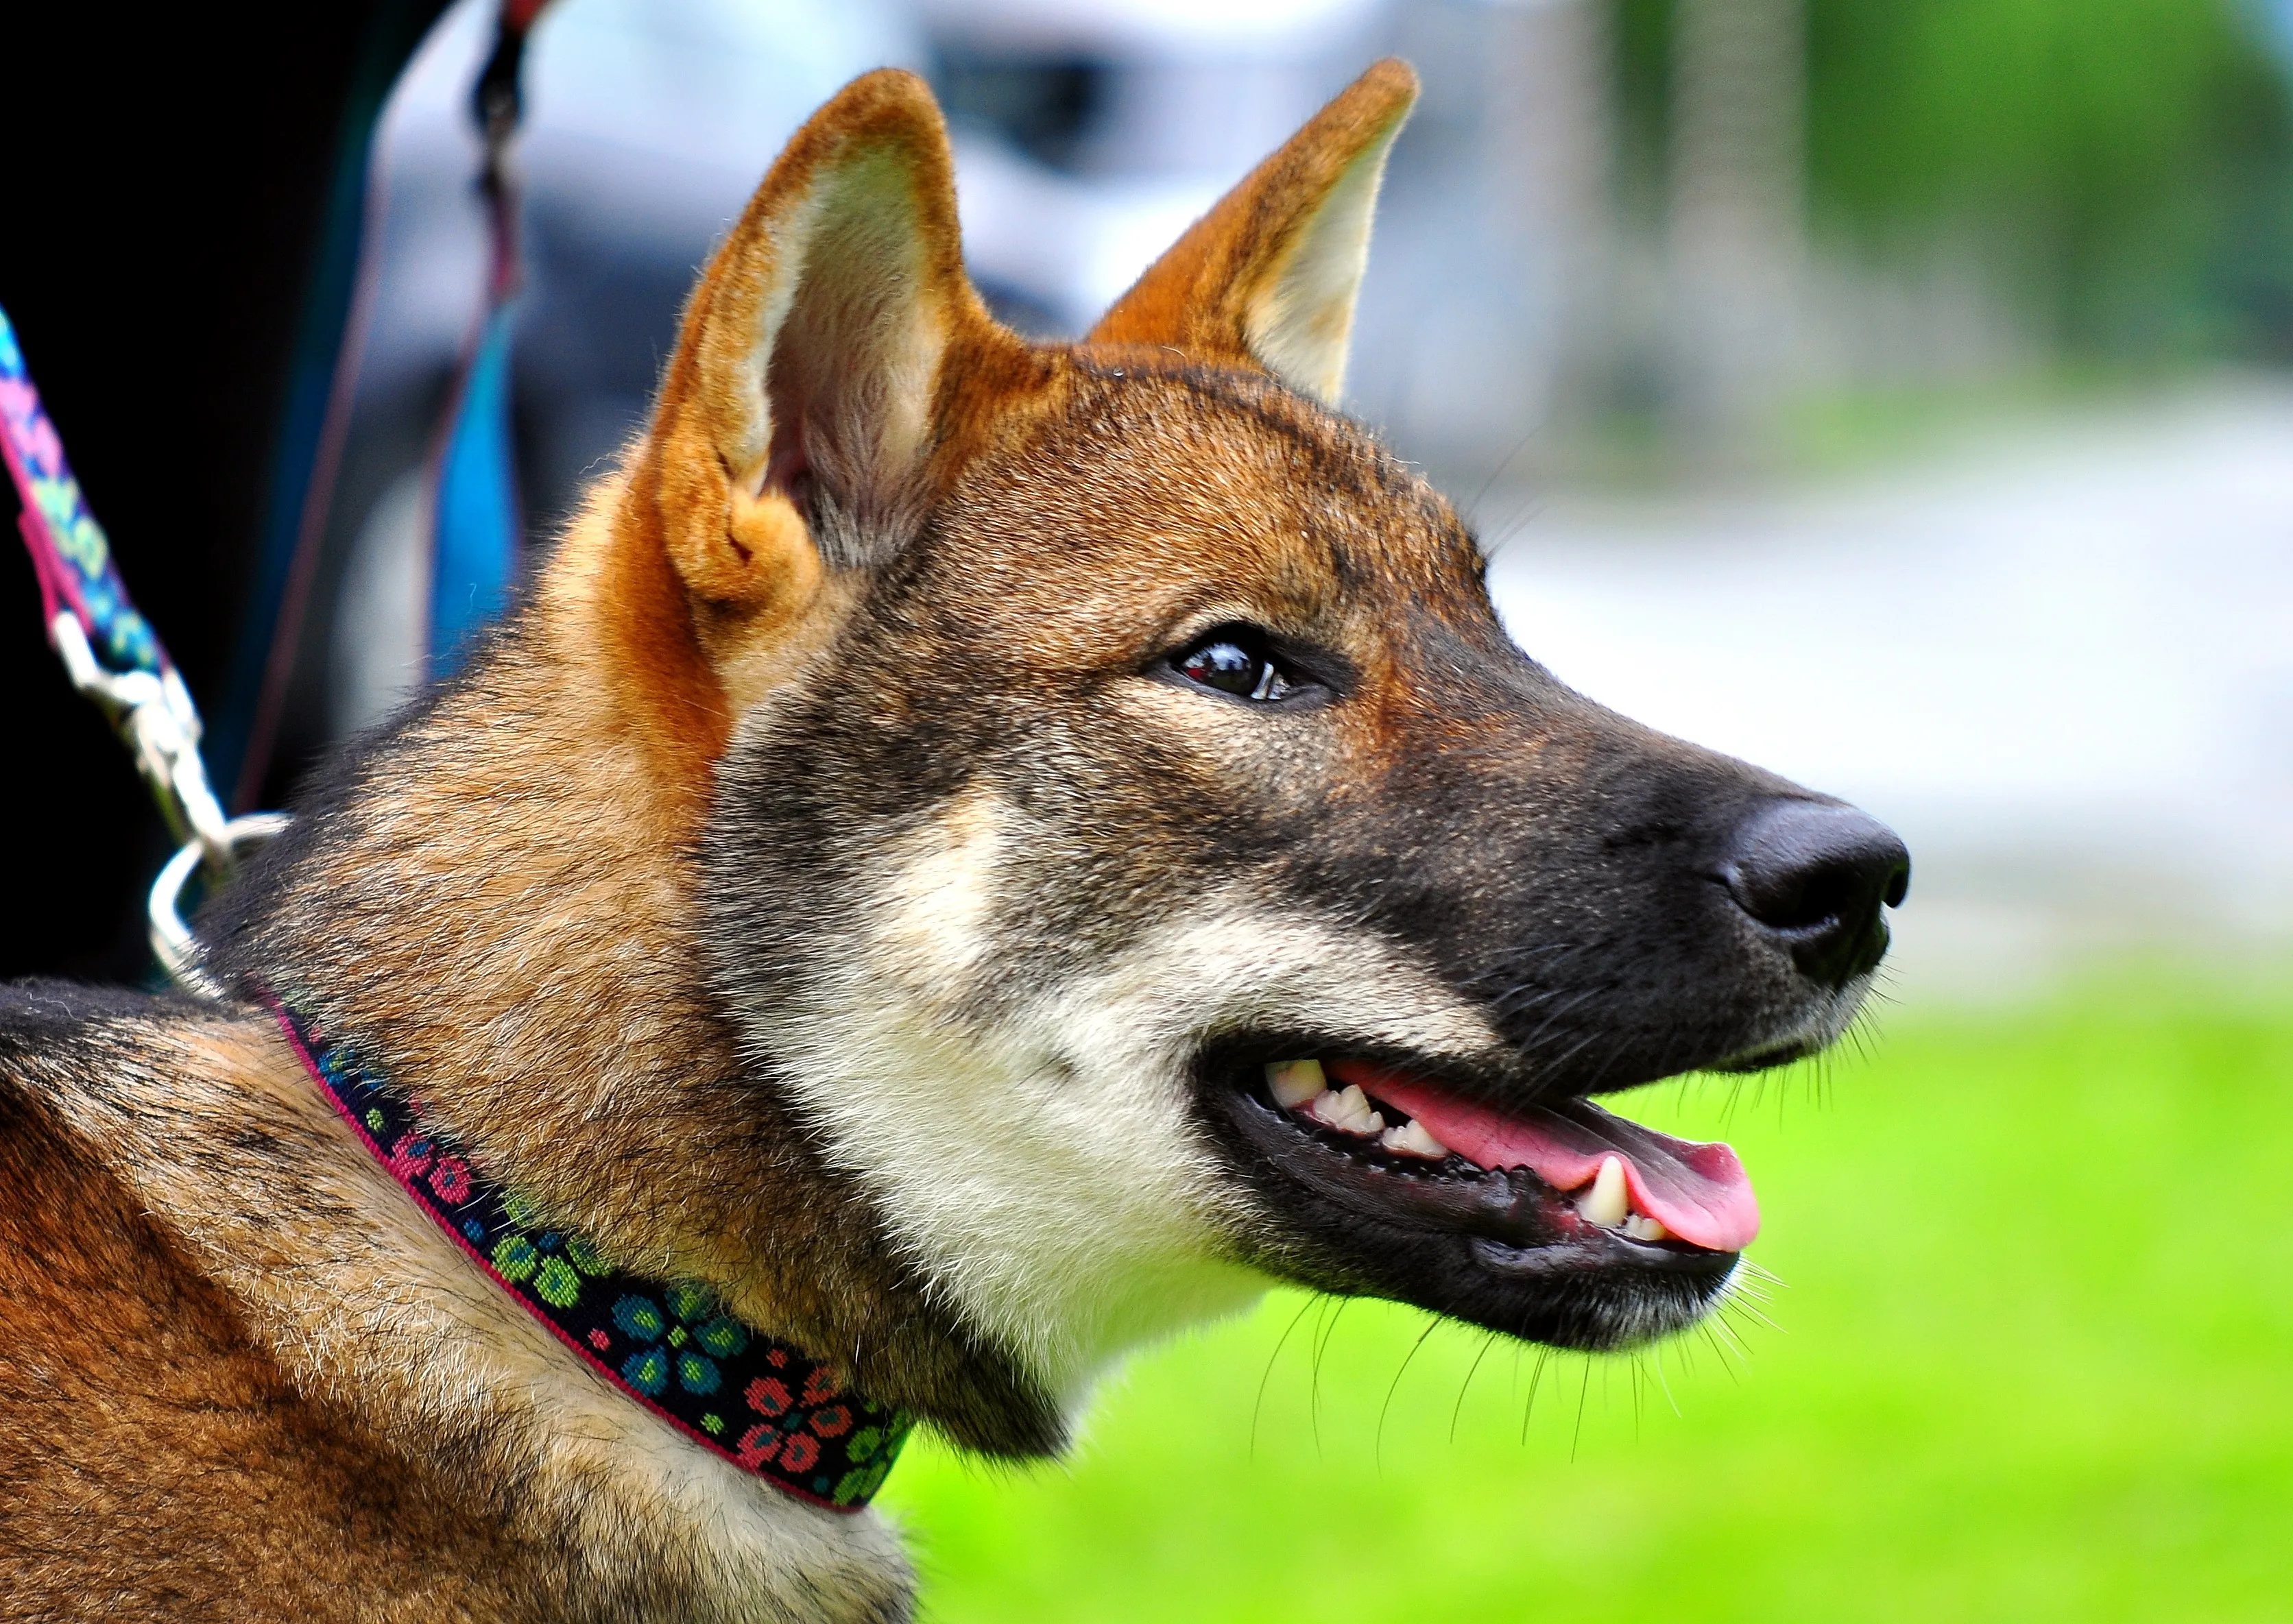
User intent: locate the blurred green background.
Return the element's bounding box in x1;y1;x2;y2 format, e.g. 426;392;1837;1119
1637;0;2293;364
881;980;2293;1620
1802;0;2293;361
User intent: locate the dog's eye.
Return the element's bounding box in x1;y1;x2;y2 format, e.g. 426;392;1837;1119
1173;630;1297;703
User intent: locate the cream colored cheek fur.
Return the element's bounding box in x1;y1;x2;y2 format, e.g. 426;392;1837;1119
762;796;1506;1414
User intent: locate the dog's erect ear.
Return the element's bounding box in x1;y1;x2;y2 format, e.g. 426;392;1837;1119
1088;60;1416;404
639;69;999;616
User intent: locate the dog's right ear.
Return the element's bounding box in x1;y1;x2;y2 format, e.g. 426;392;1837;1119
643;69;998;597
632;68;1003;620
603;69;1015;783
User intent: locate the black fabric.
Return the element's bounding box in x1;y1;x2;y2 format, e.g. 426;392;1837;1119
0;3;450;980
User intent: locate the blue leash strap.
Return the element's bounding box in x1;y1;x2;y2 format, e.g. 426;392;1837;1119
427;0;546;676
429;284;522;668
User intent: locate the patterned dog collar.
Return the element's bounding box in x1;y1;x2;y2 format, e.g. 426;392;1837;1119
269;998;911;1512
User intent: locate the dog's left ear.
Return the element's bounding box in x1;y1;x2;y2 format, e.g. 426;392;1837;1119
1089;60;1417;404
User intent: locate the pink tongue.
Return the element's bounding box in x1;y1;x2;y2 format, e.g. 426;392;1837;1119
1328;1061;1760;1252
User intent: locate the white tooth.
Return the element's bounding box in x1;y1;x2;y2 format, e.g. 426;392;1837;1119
1623;1213;1670;1243
1380;1118;1452;1159
1266;1059;1325;1109
1578;1155;1629;1227
1334;1084;1381;1135
1306;1084;1387;1137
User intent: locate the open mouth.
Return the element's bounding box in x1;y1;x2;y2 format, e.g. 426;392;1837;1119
1205;1048;1755;1350
1288;1059;1759;1251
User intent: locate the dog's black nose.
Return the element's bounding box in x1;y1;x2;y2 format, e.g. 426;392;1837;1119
1722;799;1910;986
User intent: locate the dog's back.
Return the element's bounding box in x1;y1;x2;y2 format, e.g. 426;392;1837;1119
0;991;529;1616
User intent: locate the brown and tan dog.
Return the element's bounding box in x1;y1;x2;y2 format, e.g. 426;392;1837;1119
0;62;1906;1621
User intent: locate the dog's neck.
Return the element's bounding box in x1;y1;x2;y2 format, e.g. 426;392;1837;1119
273;997;916;1507
213;489;1065;1455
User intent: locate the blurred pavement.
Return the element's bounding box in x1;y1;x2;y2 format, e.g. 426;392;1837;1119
1480;380;2293;1001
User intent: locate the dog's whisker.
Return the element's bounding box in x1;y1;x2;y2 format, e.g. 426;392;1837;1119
1519;1344;1554;1444
1450;1331;1500;1446
1376;1314;1442;1475
1251;1294;1321;1463
1650;1338;1683;1420
1570;1356;1596;1463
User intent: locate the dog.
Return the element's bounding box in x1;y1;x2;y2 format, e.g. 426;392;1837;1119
0;61;1906;1622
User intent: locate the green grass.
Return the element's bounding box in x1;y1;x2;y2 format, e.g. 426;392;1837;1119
879;981;2293;1621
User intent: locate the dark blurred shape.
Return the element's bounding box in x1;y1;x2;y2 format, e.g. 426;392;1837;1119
935;49;1112;173
931;45;1120;331
296;0;922;762
0;2;448;981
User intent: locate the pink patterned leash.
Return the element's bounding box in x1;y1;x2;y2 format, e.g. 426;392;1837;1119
1;301;286;992
0;303;174;688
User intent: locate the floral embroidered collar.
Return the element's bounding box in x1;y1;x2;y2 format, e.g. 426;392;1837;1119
269;998;912;1512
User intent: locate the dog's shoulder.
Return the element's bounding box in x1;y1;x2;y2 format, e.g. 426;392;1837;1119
0;984;226;1345
0;986;917;1622
0;986;190;1372
0;985;530;1620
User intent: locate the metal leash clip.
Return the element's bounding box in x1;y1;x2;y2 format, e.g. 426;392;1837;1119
47;611;287;998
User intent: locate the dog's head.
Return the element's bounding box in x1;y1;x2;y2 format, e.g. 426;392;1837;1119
588;66;1906;1416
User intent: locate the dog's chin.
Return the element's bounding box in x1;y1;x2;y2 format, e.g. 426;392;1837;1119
1195;1038;1783;1353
